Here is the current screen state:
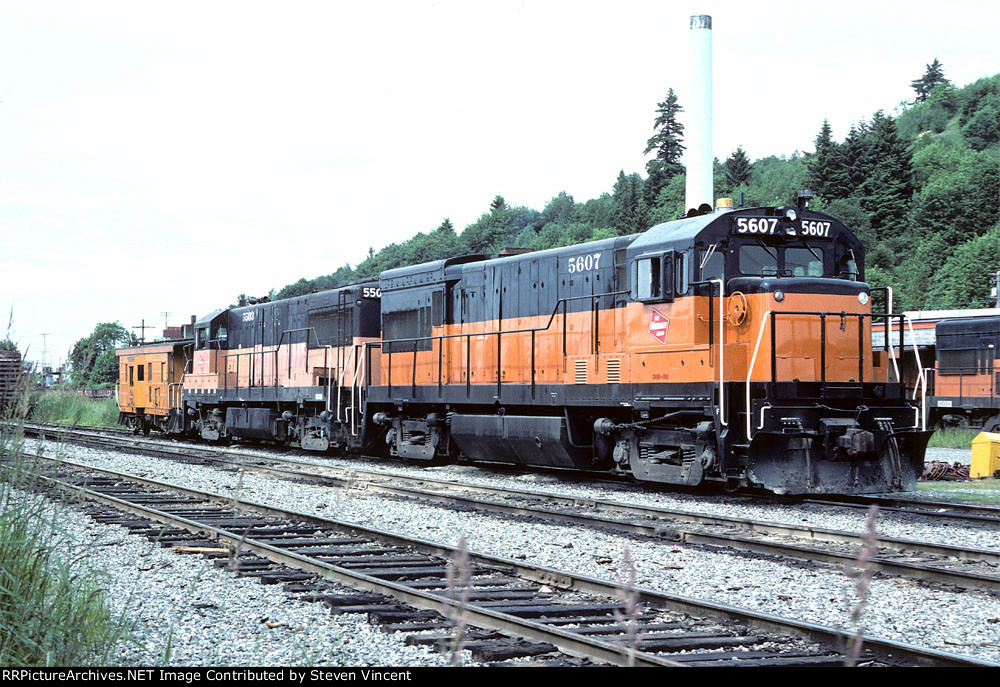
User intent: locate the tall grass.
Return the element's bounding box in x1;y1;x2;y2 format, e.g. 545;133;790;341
30;391;119;428
927;428;978;449
0;398;129;665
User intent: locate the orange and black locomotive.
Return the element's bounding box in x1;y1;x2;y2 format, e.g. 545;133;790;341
118;198;930;494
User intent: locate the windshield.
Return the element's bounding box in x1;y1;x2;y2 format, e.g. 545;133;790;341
739;245;778;276
738;244;826;277
786;247;824;276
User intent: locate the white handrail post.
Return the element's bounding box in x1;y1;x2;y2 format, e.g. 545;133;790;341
710;278;726;426
337;344;356;423
745;311;772;441
904;315;927;430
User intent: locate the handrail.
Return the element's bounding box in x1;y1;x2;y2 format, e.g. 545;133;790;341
336;344;357;421
349;344;367;436
745;310;773;441
745;310;911;442
167;382;182;409
379;290;627;349
905;316;926;431
708;278;726;426
376;290;627;398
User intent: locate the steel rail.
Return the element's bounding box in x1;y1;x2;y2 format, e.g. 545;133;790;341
21;420;1000;524
21;424;1000;590
173;457;1000;591
24;420;1000;521
25;456;679;667
16;451;996;668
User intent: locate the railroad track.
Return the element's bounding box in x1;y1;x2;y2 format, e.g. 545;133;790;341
21;421;1000;523
21;423;1000;592
7;450;993;668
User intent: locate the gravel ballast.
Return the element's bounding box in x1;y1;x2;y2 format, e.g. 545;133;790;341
30;436;1000;664
16;483;465;666
177;438;997;551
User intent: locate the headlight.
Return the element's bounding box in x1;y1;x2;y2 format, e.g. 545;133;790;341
858;292;869;305
773;290;785;302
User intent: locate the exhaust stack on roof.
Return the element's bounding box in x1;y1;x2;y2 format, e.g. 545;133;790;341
685;14;713;216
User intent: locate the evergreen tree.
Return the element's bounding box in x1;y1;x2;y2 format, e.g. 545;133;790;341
724;146;753;190
806;120;849;200
490;195;507;212
643;88;685;205
611;170;646;235
911;58;950;103
859;111;914;235
842;122;873;195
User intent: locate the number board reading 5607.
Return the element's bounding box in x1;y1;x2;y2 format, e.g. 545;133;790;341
732;217;832;238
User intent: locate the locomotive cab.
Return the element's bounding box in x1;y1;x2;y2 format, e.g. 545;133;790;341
617;205;930;493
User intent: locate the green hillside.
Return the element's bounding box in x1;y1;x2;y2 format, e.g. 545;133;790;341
270;66;999;311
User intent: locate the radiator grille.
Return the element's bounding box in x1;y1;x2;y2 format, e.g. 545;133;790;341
574;359;588;384
606;358;621;383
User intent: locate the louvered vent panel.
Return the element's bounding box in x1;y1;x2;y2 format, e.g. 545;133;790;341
574;359;588;384
606;358;621;383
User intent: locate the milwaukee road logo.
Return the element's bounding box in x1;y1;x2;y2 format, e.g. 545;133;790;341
649;309;669;344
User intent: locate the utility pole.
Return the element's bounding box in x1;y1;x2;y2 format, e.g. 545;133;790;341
161;312;171;329
994;271;1000;309
132;320;150;345
40;332;48;372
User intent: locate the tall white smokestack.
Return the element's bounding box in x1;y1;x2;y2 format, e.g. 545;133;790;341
685;14;713;216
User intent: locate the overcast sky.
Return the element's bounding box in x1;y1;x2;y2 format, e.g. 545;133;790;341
1;0;998;368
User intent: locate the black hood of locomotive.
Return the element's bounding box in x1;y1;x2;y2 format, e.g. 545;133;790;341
727;276;871;297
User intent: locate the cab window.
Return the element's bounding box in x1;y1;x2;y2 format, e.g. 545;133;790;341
739;245;778;276
637;257;661;300
635;255;674;301
699;250;725;283
786;247;825;277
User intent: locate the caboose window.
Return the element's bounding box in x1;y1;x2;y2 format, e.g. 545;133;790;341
637;257;661;300
786;247;825;277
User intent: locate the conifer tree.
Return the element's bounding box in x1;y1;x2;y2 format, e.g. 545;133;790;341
611;170;646;235
859;111;914;235
806;120;848;200
724;146;753;190
911;58;950;103
643;88;686;206
841;123;872;197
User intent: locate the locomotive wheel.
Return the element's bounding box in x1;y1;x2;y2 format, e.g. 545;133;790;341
727;291;748;326
942;414;970;429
